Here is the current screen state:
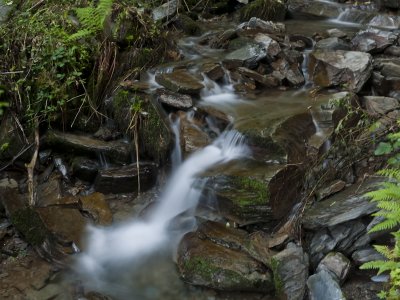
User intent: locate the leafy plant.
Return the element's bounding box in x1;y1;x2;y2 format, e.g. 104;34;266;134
69;0;114;40
360;129;400;299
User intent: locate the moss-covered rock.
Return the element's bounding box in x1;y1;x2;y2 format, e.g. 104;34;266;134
177;221;275;292
174;14;203;36
239;0;287;22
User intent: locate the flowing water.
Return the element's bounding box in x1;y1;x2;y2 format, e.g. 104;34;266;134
74;10;370;298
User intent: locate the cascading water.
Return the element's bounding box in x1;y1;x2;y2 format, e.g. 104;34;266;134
76;128;250;290
169;114;182;169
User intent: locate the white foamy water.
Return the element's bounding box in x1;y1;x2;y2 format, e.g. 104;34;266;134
170;114;182;169
77;130;250;280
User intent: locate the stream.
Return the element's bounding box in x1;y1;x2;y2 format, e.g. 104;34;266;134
1;0;400;299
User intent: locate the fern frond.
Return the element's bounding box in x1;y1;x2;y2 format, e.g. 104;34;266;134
374;245;395;259
378;169;400;181
369;218;400;232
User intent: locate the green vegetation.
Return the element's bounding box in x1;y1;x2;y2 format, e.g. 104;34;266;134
231;176;269;206
239;0;286;22
0;0;168;129
360;127;400;300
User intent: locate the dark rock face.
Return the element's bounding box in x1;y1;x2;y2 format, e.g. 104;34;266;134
45;130;132;164
308;50;373;92
351;29;397;53
71;157;99;182
155;70;205;95
302;178;381;230
177;221;275;292
273;243;309;300
316;252;351;284
363;96;400;117
94;163;157;194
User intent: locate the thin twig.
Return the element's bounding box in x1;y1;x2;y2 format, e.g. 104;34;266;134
26;119;39;207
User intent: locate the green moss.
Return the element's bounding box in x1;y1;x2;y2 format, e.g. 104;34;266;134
270;258;285;298
176;15;202;36
239;0;286;22
183;257;219;282
10;208;50;246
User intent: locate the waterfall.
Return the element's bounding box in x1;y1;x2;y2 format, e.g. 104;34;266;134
169;114;182;169
76;129;250;281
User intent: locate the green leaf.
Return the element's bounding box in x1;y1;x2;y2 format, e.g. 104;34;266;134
375;142;393;156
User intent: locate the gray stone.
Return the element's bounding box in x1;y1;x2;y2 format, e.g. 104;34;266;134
271;58;305;87
327;29;347;39
302;178;380;229
155;70;204;95
224;43;268;69
288;0;342;19
384;46;400;56
254;33;281;57
308;50;373;93
317;252;351;284
369;14;400;29
238;67;279;87
315;38;351;51
316;180;346;201
363;96;399;116
352;29;397;53
352;248;386;266
156;89;193;110
94;163;157;194
237;18;286;35
45;130;132;164
273;243;309;300
201;63;225;81
307;270;346;300
380;61;400;78
152;0;178;21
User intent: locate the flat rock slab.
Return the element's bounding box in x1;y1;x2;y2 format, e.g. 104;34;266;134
156;89;193;110
155;70;204;95
45;130;132;164
302;178;381;230
94;163;157;194
308;50;373;92
224;43;267;69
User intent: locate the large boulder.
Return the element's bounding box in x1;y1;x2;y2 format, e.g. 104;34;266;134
223;43;268;69
177;221;275;292
308;50;373;92
307;270;346;300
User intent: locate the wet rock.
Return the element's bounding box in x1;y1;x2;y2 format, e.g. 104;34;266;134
382;0;400;9
351;29;397;53
272;243;309;300
45;130;132;164
303;178;380;229
71;157;99;182
177;222;274;292
152;0;178;21
94;163;157;194
288;0;342;19
271;58;305;86
309;50;373;93
315;38;351;51
79;192;112;225
174;14;202;36
363;96;399;117
272;112;315;163
369;14;400;29
315;180;346;201
208;174;274;226
237;17;286;36
209;29;238;49
238;67;279;87
201;63;225;81
316;252;351;284
385;45;400;56
0;178;18;189
36;179;63;207
352;248;385;266
155;70;204;95
308;219;366;266
239;0;286;22
93;126;121;141
327;29;347;39
379;60;400;78
178;111;211;155
223;43;268;69
36;206;86;249
156;89;193;110
307;269;346;300
254;33;281;58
